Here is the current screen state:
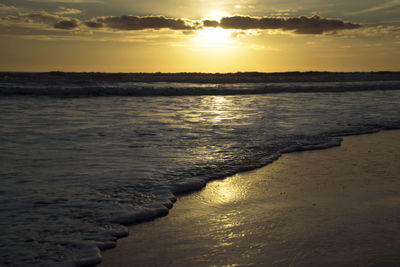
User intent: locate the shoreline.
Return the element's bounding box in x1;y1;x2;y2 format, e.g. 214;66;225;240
96;129;400;266
100;128;389;230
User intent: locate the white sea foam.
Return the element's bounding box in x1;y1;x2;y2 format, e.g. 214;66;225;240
0;73;400;265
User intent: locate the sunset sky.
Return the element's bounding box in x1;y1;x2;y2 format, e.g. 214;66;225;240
1;0;399;72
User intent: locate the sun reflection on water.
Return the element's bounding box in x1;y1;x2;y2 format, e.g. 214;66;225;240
201;96;235;123
183;95;250;165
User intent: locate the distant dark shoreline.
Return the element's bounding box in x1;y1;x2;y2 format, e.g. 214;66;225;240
1;71;400;84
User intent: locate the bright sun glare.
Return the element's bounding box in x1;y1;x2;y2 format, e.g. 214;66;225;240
193;10;233;48
195;28;232;45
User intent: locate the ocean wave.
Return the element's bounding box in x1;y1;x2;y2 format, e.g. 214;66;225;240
1;72;400;97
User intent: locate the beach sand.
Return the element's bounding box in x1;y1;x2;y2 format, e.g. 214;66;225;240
99;130;400;266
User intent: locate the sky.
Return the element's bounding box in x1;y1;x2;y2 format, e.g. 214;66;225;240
0;0;399;72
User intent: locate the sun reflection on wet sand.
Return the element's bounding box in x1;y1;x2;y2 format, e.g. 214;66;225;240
201;174;250;204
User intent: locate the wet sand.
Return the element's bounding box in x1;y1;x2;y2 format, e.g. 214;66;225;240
99;130;400;266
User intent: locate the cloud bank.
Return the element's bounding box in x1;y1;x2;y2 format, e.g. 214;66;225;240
85;15;196;30
83;15;361;34
0;9;361;35
205;15;361;34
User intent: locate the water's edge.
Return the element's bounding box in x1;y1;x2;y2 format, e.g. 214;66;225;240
61;127;398;267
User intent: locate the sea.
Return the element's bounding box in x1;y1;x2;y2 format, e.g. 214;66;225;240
1;72;400;266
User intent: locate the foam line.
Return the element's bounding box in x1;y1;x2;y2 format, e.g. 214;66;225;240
77;127;399;267
1;82;400;97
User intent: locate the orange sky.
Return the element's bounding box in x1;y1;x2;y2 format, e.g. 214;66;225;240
1;0;399;72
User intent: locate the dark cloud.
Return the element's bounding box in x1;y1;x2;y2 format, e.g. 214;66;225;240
203;20;219;28
86;15;195;31
54;19;79;29
84;21;103;28
205;15;361;34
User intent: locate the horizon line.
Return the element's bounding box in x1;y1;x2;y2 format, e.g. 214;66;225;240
1;70;400;74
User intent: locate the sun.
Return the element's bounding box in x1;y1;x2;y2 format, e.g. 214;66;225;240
192;10;233;48
195;27;232;46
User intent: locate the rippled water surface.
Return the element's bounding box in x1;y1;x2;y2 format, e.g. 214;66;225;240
1;89;400;265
